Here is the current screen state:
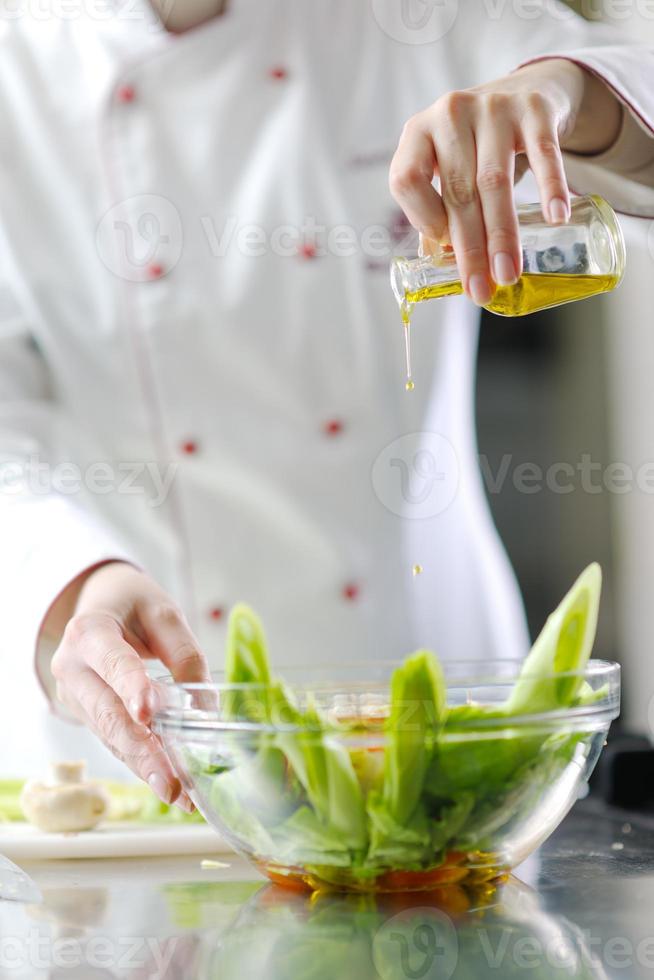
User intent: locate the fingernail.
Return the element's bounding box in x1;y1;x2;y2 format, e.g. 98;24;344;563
145;685;161;715
548;197;569;224
468;273;492;306
176;792;195;814
129;696;146;723
492;252;518;286
130;687;159;724
148;773;173;805
420;234;439;258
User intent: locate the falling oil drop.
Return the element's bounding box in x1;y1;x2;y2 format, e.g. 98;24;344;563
401;301;414;392
412;564;423;576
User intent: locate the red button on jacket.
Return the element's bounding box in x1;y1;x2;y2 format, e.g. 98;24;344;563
324;419;344;437
117;85;136;104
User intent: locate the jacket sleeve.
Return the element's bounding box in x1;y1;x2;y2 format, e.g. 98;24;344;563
519;46;654;216
0;281;135;711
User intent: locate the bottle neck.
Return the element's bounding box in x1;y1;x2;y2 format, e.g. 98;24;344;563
390;247;461;308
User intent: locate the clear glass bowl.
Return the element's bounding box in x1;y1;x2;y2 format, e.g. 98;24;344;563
153;659;620;893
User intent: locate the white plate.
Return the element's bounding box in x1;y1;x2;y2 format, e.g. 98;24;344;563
0;822;231;861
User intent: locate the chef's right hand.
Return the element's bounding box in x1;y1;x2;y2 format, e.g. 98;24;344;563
51;561;210;809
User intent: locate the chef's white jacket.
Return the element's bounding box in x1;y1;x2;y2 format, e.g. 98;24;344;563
1;0;653;776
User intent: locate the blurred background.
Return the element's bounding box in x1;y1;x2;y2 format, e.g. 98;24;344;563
477;3;654;734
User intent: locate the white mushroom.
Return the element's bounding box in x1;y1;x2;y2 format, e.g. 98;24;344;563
20;761;109;833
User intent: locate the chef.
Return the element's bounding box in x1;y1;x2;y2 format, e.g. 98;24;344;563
1;0;653;806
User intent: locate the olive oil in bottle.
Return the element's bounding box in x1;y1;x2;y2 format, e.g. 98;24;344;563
404;271;619;318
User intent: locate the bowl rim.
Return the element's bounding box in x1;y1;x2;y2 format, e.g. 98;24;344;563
152;658;620;734
155;657;619;687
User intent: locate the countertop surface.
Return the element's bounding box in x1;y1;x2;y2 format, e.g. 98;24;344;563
1;796;653;979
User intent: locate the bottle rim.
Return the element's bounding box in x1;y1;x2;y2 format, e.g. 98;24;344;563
588;194;627;285
389;256;410;306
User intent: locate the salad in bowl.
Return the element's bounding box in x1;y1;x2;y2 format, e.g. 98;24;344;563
154;564;619;892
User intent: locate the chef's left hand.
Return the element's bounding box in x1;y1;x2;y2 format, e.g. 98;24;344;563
389;59;623;305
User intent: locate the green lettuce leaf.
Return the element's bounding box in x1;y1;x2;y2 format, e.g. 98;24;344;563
505;563;602;715
366;791;432;866
271;806;353;867
0;780;25;821
426;726;545;800
224;602;272;722
226;602;271;686
209;768;277;855
222;605;368;856
272;687;368;852
383;649;447;824
360;650;448;868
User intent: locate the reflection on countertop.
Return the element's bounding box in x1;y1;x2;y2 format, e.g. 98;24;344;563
2;797;654;979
